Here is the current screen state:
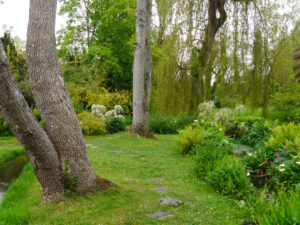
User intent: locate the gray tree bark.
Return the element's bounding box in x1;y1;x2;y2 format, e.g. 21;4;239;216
26;0;98;192
131;0;155;138
0;42;64;202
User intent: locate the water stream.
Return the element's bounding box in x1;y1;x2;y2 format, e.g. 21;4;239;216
0;155;27;202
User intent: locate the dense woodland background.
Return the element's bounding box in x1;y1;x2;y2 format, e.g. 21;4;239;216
1;0;300;121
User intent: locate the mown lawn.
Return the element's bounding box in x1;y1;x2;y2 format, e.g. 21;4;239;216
0;133;249;225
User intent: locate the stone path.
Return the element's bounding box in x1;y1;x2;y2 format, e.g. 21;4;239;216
147;211;173;218
86;143;183;220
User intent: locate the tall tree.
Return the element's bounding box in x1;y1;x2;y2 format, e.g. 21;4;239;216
26;0;100;194
0;42;64;202
131;0;154;138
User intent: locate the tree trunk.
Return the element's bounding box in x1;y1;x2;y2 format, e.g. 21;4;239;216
0;42;64;202
192;0;227;109
26;0;98;192
131;0;155;138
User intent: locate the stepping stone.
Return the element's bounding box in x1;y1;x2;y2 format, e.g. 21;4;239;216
110;150;123;153
158;197;183;206
150;180;162;184
91;146;98;149
128;154;137;157
152;187;169;194
141;158;145;160
147;211;173;219
153;177;164;180
86;144;93;147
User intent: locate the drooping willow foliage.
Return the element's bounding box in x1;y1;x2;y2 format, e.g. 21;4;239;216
151;0;300;117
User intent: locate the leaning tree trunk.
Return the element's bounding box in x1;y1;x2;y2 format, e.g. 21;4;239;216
131;0;155;138
192;0;227;110
26;0;98;192
0;43;64;202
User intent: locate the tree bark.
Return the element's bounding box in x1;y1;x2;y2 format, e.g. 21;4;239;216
26;0;98;192
192;0;227;110
0;42;64;202
131;0;155;138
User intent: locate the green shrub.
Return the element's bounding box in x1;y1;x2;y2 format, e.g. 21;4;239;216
77;111;106;135
193;140;228;178
266;123;300;152
149;114;177;134
149;114;197;134
105;117;126;134
251;187;300;225
0;117;12;136
177;123;206;155
206;156;250;198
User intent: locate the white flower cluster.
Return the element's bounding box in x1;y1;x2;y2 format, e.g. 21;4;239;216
91;104;125;121
234;105;246;115
198;101;215;122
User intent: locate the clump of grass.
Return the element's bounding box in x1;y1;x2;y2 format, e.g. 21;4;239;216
0;148;25;165
0;163;34;225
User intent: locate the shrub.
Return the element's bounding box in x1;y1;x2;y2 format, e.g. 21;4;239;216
265;123;300;152
193;140;228;178
0;117;12;136
105;117;126;134
177;123;206;155
77;111;106;135
206;156;250;198
251;188;300;225
149;115;177;134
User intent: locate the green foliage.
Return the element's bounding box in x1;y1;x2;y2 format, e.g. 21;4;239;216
149;114;197;134
250;188;300;225
0;148;25;165
193;139;228;178
206;156;251;199
266;123;300;152
105;117;126;134
32;108;41;121
271;85;300;123
0;163;34;225
77;111;106;135
58;0;136;90
0;118;13;136
177;123;206;155
67;83;132;114
63;160;79;197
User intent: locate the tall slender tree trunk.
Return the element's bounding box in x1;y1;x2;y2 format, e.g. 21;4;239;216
131;0;155;138
26;0;98;192
0;43;64;202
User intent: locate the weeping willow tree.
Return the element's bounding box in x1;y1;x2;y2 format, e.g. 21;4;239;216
151;0;300;116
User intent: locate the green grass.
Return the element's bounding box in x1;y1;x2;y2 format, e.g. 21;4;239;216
0;137;24;165
0;133;249;225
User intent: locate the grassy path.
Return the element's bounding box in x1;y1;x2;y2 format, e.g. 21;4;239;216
1;133;248;224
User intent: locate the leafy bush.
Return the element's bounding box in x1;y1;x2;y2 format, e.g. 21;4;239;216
77;111;106;135
206;156;251;198
149;114;197;134
193;139;228;178
0;117;12;136
265;123;300;152
105;117;126;134
251;188;300;225
149;115;177;134
177;123;206;155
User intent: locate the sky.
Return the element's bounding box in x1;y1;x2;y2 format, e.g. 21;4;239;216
0;0;66;40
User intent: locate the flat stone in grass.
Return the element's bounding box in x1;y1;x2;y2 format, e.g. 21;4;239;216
147;211;173;218
158;197;183;206
91;146;98;149
153;177;164;180
86;144;93;147
152;187;169;194
110;150;123;153
150;180;162;184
